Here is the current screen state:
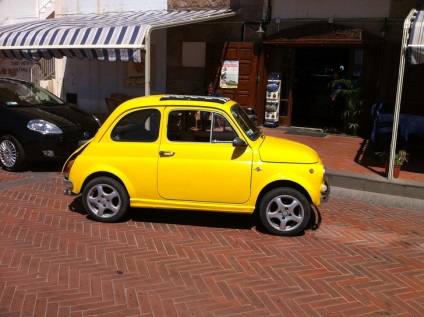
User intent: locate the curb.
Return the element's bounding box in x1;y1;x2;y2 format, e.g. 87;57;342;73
326;170;424;200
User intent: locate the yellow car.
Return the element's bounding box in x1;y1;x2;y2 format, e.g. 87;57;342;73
63;95;329;236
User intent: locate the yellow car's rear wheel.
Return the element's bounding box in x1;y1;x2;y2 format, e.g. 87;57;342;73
82;176;129;222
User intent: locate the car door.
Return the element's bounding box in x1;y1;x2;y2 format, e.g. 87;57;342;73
105;108;161;199
157;107;253;204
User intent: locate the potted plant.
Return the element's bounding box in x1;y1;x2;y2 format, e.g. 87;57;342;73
328;76;364;136
376;149;408;178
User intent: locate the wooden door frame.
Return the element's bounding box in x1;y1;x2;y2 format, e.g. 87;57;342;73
206;42;263;122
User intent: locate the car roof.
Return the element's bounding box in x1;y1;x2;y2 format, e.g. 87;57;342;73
159;95;230;104
118;94;237;113
0;77;30;84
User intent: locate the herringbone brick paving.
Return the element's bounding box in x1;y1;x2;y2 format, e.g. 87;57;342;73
0;167;423;316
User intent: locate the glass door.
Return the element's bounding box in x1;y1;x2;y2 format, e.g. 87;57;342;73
279;48;294;126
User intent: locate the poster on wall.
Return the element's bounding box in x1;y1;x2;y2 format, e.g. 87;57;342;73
220;60;239;89
126;61;145;87
0;60;34;81
126;45;155;88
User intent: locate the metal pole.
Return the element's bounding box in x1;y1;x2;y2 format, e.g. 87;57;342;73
388;9;415;179
144;26;152;96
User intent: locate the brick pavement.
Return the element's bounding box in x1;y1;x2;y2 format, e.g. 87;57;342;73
0;163;423;316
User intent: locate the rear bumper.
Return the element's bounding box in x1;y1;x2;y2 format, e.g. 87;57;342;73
63;179;76;196
321;180;330;203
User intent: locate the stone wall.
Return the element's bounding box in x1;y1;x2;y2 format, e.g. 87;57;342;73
168;0;264;22
168;0;230;11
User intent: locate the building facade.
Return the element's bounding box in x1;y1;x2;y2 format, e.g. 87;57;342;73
167;0;423;136
0;0;421;136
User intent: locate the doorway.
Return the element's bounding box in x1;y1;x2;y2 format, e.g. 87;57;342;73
291;47;350;129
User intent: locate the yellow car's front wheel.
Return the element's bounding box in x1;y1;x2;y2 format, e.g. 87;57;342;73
259;187;311;236
82;176;129;222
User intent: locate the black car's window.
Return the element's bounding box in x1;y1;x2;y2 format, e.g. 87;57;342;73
167;110;236;143
0;79;64;106
111;109;160;142
0;86;21;105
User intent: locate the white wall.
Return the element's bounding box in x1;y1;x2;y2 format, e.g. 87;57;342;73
61;28;167;114
0;0;38;80
55;0;168;113
0;0;38;25
272;0;391;19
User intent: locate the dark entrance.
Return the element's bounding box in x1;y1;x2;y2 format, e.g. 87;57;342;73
291;47;350;129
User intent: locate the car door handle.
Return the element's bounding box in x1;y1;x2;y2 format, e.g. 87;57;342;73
159;150;175;156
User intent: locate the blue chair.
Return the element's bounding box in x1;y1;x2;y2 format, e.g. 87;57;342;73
371;103;392;151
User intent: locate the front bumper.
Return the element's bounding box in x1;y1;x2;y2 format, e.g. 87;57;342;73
22;126;97;163
24;138;87;162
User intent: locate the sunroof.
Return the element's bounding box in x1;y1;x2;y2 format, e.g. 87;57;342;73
160;95;230;104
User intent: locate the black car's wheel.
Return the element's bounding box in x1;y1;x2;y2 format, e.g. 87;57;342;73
0;135;27;172
82;177;130;223
259;188;311;236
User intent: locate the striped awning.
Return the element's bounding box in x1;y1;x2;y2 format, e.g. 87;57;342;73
409;9;424;64
0;9;234;62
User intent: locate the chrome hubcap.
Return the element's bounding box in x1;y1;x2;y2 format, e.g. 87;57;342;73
0;140;17;168
265;195;304;232
86;184;121;218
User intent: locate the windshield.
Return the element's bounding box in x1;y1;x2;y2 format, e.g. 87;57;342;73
231;104;262;140
0;78;65;107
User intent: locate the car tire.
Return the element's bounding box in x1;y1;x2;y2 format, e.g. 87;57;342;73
82;177;130;223
259;187;311;236
0;135;27;172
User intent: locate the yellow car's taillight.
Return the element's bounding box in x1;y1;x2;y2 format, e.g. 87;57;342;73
63;159;75;179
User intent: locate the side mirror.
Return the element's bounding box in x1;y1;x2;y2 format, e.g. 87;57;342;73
233;136;247;147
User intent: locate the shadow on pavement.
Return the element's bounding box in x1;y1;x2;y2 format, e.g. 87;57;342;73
132;208;258;231
355;139;386;176
68;195;257;230
27;161;64;172
68;196;265;232
67;196;322;236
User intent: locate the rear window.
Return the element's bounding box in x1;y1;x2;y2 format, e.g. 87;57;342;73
111;109;160;142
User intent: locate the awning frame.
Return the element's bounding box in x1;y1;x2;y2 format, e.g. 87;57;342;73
388;9;417;179
142;10;235;95
0;10;235;95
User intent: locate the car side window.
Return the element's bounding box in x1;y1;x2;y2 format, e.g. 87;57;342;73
211;113;237;143
0;85;21;105
111;109;160;142
167;110;236;143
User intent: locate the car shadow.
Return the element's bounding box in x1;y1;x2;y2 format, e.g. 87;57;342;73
68;196;88;216
68;196;257;231
28;161;64;172
0;161;64;173
68;196;322;236
130;208;258;231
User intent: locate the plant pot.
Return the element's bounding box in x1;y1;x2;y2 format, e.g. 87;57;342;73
385;163;401;178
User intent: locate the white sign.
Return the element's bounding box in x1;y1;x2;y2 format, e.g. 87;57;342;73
220;60;239;89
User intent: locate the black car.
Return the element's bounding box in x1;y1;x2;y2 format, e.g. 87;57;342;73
0;77;101;171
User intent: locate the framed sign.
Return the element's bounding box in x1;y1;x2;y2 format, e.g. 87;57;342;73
220;60;239;89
